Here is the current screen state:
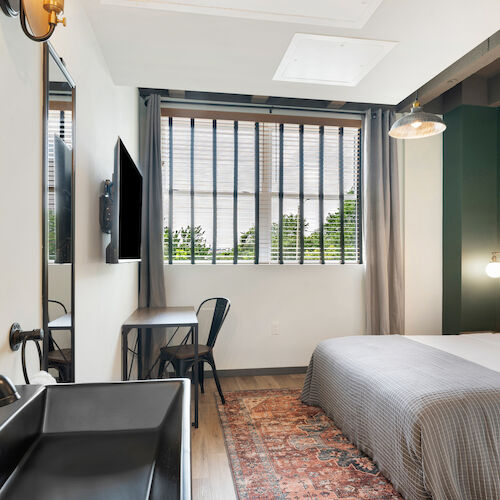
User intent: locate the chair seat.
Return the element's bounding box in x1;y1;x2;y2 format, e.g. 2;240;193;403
161;344;212;360
47;348;72;365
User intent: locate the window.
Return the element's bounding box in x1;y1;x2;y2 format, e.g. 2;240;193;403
48;107;73;261
161;110;362;264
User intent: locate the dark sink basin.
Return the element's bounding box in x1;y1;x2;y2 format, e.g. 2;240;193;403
0;380;191;500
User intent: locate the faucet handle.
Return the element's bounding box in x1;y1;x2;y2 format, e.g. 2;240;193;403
9;323;44;351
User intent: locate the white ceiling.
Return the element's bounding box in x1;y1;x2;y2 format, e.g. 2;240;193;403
84;0;500;104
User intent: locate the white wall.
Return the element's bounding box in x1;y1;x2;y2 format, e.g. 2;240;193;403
50;2;139;381
48;265;72;313
165;264;365;369
0;18;43;383
0;4;138;383
401;135;443;334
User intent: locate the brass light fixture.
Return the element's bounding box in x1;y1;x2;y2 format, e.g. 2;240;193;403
389;96;446;140
0;0;66;42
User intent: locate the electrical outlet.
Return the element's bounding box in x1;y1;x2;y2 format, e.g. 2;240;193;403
271;321;280;336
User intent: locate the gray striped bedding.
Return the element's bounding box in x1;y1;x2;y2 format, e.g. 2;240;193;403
301;335;500;500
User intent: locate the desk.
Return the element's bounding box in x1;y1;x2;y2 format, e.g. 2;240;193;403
121;306;199;428
48;313;72;330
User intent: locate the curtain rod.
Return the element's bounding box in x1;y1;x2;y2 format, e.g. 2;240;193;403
159;97;367;117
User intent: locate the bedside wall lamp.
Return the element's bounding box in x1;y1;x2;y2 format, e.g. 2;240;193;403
486;252;500;278
0;0;66;42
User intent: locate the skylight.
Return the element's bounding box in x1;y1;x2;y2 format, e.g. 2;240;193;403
273;34;398;87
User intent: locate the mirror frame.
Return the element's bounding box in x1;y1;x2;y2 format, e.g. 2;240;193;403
42;42;76;381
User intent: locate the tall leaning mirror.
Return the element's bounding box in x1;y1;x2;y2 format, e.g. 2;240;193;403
42;42;75;382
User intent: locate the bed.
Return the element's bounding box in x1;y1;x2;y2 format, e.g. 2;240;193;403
301;334;500;500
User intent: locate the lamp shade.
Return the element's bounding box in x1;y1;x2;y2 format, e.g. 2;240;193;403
389;101;446;139
22;0;50;37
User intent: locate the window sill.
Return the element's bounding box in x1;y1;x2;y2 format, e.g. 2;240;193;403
163;262;365;267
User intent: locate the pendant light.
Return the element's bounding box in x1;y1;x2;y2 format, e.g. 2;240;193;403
389;93;446;140
486;252;500;278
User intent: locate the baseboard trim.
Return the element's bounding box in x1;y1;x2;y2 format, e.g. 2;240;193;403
204;366;308;378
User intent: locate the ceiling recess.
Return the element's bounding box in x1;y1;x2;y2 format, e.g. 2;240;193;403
101;0;383;28
274;34;397;87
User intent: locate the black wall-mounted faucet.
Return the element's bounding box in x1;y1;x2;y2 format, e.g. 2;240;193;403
0;375;20;408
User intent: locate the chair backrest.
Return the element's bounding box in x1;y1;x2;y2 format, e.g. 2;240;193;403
47;300;68;352
196;297;230;348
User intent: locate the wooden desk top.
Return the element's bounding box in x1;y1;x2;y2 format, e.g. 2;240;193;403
122;306;198;329
48;313;72;330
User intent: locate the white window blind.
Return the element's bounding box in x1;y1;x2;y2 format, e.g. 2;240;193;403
48;108;72;261
161;113;362;264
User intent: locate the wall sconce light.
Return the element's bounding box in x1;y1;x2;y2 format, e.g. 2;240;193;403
0;0;66;42
485;252;500;278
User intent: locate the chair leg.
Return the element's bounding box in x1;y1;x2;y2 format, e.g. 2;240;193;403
177;360;189;378
158;359;167;379
65;364;72;382
207;355;225;404
199;361;205;393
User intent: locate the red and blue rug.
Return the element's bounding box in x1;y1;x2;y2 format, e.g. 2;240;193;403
216;388;401;499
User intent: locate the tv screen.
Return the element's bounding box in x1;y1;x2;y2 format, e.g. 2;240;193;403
117;139;142;261
106;138;143;263
54;135;72;264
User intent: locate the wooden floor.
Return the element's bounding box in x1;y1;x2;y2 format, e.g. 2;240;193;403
191;374;306;500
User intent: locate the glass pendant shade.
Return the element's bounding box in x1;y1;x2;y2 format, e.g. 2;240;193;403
389;100;446;139
486;254;500;278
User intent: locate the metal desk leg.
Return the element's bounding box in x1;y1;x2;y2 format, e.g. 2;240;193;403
70;326;75;382
193;324;199;428
137;328;143;380
122;327;128;381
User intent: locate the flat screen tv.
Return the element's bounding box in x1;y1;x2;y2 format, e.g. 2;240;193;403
106;138;143;264
54;135;72;264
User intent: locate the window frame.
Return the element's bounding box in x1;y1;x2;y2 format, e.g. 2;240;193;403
47;103;73;263
161;107;363;266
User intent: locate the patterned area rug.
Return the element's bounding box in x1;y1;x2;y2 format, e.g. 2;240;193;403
216;389;401;499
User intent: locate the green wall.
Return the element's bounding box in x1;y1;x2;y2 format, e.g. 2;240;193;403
443;106;500;334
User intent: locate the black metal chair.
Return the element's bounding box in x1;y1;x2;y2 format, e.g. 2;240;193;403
157;297;230;404
47;300;72;382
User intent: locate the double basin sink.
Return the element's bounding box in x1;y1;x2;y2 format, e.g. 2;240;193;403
0;380;191;499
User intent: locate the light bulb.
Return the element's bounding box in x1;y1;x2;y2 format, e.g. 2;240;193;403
486;261;500;278
411;121;423;128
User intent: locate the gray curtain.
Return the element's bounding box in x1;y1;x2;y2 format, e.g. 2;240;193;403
138;94;167;377
364;109;404;335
